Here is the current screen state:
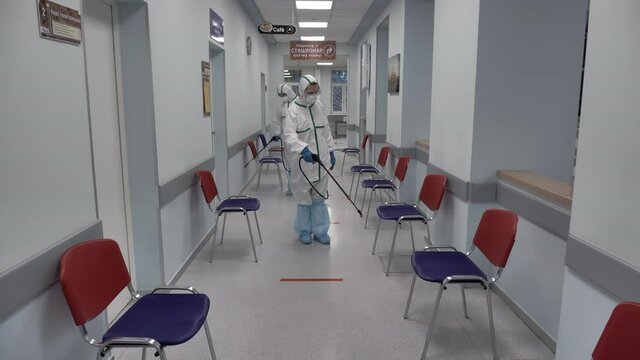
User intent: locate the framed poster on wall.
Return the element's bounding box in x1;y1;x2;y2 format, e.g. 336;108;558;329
201;61;211;116
360;43;371;90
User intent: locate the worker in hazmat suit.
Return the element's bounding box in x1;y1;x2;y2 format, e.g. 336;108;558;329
271;83;297;196
283;75;336;244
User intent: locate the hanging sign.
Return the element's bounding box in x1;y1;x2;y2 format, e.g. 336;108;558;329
289;41;336;61
258;22;296;35
37;0;82;44
201;61;211;116
209;9;224;45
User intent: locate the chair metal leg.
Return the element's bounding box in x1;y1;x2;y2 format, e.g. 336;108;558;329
141;347;146;360
245;214;258;263
210;214;220;263
254;211;263;244
266;163;270;174
341;152;347;176
157;349;168;360
461;285;469;318
276;163;283;191
256;163;263;190
204;320;218;360
354;173;362;202
372;218;382;254
219;213;227;245
486;285;498;360
425;221;432;246
360;188;367;211
421;284;445;360
410;222;416;253
364;189;375;228
403;273;417;319
385;222;400;276
349;172;356;196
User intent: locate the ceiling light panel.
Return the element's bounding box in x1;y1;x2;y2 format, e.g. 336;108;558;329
296;1;333;10
299;22;328;28
301;36;325;41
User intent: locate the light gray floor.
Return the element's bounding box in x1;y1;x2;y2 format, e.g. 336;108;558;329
115;154;554;360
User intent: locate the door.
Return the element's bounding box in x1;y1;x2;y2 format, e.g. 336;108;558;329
84;0;132;322
211;46;229;197
261;73;266;135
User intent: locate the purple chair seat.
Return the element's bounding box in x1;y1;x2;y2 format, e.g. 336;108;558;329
351;164;378;172
376;204;424;221
362;178;395;189
217;197;260;212
411;251;487;284
259;156;282;164
342;147;360;153
103;294;209;346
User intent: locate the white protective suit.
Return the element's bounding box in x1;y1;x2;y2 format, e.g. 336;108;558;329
284;75;336;205
270;83;297;139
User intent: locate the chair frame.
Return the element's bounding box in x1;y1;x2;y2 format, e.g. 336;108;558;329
198;171;263;263
248;141;284;191
403;208;517;360
360;156;410;229
340;133;370;176
348;146;391;200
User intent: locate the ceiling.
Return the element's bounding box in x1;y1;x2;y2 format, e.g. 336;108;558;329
253;0;376;43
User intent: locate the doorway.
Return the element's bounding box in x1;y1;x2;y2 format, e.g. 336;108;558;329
210;45;229;197
374;18;389;156
261;73;267;135
83;0;132;322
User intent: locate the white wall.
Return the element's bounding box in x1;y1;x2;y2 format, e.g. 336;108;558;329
0;0;105;358
428;0;479;182
556;0;640;357
469;0;586;183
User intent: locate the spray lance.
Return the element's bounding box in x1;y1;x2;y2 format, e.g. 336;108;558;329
243;138;275;168
298;154;363;217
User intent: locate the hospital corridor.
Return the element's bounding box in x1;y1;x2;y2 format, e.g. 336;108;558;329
1;1;639;360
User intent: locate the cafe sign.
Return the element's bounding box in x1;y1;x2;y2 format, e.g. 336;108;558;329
289;41;337;61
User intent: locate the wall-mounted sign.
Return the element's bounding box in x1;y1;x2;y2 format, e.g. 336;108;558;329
209;9;224;45
201;61;211;116
37;0;82;44
289;41;336;61
360;43;371;90
388;54;401;94
258;22;296;35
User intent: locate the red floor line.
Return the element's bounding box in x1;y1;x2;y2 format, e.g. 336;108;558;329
280;278;343;282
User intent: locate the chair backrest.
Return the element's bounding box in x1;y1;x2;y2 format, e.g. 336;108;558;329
258;134;268;148
59;239;131;326
377;146;391;168
593;302;640;360
196;170;219;204
419;174;447;211
360;134;370;150
394;156;411;182
247;141;258;159
472;209;518;268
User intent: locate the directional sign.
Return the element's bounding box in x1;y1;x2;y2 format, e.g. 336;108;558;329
258;22;296;35
290;41;337;61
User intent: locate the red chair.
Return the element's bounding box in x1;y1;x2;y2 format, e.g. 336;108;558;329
404;209;518;360
592;302;640;360
197;170;262;263
361;156;411;228
59;239;217;360
372;174;447;276
340;133;370;176
349;145;391;200
247;141;284;191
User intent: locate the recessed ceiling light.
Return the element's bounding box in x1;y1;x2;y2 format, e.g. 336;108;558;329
296;1;333;10
299;22;328;28
317;62;333;66
301;36;325;41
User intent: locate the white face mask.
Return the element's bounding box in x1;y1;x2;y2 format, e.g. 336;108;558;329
306;94;318;104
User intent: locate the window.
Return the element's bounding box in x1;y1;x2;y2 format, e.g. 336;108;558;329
331;69;347;113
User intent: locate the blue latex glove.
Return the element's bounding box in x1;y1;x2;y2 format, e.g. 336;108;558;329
330;151;336;170
301;147;314;163
270;135;280;142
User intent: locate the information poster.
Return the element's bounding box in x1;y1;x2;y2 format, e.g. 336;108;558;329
38;0;82;44
289;41;337;61
202;61;211;116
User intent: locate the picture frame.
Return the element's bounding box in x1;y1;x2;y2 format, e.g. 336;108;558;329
360;43;371;90
388;54;400;94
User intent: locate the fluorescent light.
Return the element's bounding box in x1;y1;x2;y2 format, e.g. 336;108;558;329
299;22;328;28
317;62;333;66
301;36;325;41
296;1;333;10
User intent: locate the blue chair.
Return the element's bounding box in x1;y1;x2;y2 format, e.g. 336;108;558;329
248;140;284;191
361;156;411;228
197;170;262;263
340;133;369;175
404;209;518;360
349;146;391;200
60;239;217;360
372;174;447;276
